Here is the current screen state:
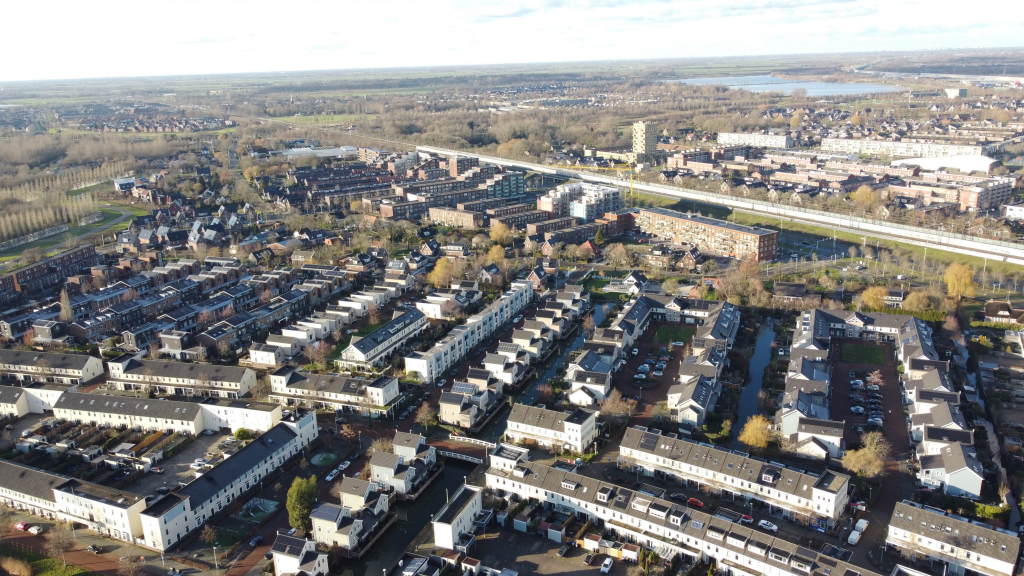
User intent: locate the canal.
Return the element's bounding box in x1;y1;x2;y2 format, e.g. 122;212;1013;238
730;317;775;450
338;459;478;576
480;301;614;443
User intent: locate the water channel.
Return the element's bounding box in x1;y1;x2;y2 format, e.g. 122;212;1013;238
671;75;900;96
730;317;776;450
338;459;478;576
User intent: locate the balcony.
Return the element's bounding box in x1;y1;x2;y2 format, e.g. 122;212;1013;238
455;532;476;553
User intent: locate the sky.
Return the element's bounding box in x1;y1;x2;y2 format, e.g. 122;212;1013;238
2;0;1022;82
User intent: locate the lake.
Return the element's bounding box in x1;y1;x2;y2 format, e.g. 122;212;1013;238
671;75;901;97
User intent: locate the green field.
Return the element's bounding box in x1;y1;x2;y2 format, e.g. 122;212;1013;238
841;342;886;365
0;542;101;576
0;208;125;260
652;325;696;345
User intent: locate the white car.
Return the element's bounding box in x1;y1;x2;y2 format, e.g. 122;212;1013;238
634;374;646;380
190;463;205;470
339;461;351;470
652;370;664;377
513;315;522;323
601;558;614;574
850;406;865;415
325;470;339;482
758;520;778;533
28;526;43;535
866;385;880;391
631;348;638;356
194;458;208;465
672;341;685;346
850;380;863;386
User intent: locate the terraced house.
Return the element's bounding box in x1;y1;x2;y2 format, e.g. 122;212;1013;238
338;308;427;369
269;368;401;416
486;460;869;571
0;349;105;386
310;477;392;554
106;355;256;398
617;428;851;526
505;404;597;454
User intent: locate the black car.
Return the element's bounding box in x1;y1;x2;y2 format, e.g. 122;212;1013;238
250;536;264;546
87;545;102;554
868;392;883;399
584;554;595;565
558;544;570;557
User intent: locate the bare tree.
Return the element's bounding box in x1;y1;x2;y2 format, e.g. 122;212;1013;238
118;553;144;576
122;288;139;302
0;504;14;544
369;437;394;455
307;341;332;372
45;523;75;566
582;315;596;338
251;375;271;401
368;302;381;325
414;404;437;429
600;389;634;422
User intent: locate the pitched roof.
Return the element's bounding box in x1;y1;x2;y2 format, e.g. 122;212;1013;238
0;349;96;371
55;392;202;421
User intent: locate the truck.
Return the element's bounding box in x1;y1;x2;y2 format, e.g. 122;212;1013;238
847;519;869;545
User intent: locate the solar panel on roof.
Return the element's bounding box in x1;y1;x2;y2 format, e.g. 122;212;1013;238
451;382;477;395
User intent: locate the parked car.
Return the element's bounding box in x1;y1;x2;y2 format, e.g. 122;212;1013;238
631;348;638;356
850;406;865;415
150;467;164;474
156;486;170;494
645;359;656;365
189;463;205;470
867;418;884;426
638;365;650;373
758;520;778;533
437;379;447;387
740;515;754;525
513;315;523;323
867;392;883;399
584;554;595;566
670;493;687;502
866;385;880;391
634;374;646;380
652;370;664;377
250;536;264;546
687;498;704;508
339;461;351;470
850;380;863;386
325;470;339;482
601;558;614;574
87;545;102;554
14;522;28;531
848;371;856;378
558;544;570;557
672;341;685;346
194;458;208;465
28;526;43;535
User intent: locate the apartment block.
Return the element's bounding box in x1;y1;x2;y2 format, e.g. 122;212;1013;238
633;120;658;164
404;281;533;383
527;217;577;237
338;308;427;368
106;355;256;398
536;183;585;218
568;183;623;223
270;369;401;414
636;207;778;262
821;138;987;158
428;207;486;229
493;210;550;230
718;132;794;149
432;485;484;553
0;349;104;386
543;222;606;245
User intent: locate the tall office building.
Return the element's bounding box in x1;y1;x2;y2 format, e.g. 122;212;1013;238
632;120;657;164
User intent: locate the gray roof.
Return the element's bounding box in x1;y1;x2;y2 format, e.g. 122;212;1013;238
0;460;66;504
348;309;425;355
890;501;1019;564
639;206;777;236
114;358;251;383
370;451;401;470
337;476;371;497
0;386;26;406
924;426;974;445
508;404;593;431
177;424;297;510
0;349;97;371
54;392;202;421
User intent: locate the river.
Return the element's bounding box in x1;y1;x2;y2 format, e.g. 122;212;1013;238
671;75;900;97
337;459;478;576
731;318;776;449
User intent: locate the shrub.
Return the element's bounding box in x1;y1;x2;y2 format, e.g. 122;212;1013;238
1;557;34;576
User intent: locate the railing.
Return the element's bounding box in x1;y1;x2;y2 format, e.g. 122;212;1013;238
449;433;497;448
437;450;484;464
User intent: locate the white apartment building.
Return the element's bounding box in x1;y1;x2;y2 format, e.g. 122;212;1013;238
618;427;850;524
309;477;391;552
568;183;623;223
537;183;586;218
505;404;597;454
270;535;328;576
270;368;401;414
0;349;104;386
718;132;794;149
107;355;257;398
487;461;869;570
405;281;533;384
821;138;986;158
338;309;427;369
52;392;282;434
887;501;1020;576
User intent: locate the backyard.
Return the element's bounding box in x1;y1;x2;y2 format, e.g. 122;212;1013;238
841;342;886;365
652;325;695;345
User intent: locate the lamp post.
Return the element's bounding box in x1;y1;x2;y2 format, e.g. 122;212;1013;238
213;544;219;570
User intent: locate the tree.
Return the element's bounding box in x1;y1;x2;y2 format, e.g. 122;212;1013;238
600;389;634;422
859;286;888;309
575;244;595;262
197;310;216;330
234;428;254;441
370;437;394;455
0;504;13;544
841;431;890;479
848;245;859;259
582;315;596;338
738;415;771;450
662;277;679;295
251;375;271;400
850;185;878;211
122;288;139;303
286;475;318;533
427;258;454;288
523;239;538;255
260;289;273;303
490;222;513;246
118;554;144;576
307;341;332;372
902;291;933;312
200;524;218;545
59;289;74;323
944;263;976;300
414;404;437;429
368;302;382;326
594;227;606;246
45;522;75;567
441;298;463;319
487;244;506;265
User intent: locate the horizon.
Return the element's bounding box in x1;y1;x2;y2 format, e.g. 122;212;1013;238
3;0;1022;83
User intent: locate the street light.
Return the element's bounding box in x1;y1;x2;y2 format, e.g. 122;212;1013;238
213;544;219;570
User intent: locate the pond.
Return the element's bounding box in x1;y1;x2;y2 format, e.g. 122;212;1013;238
731;317;775;450
671;75;901;96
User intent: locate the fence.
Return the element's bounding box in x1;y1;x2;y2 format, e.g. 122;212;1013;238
0;224;69;252
78;211;103;226
449;434;497;449
415;145;1024;262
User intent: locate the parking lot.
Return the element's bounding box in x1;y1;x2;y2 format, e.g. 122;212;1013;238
128;432;229;496
827;340;904;449
473;528;632;576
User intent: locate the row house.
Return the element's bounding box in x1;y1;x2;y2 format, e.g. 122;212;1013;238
369;432;438;497
107;355;257;398
310;477;392;553
270;368;401;415
505;403;597;454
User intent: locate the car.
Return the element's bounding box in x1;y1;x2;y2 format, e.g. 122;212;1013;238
151;467;164;474
584;554;595;566
601;558;614;573
194;458;208;464
189;463;205;470
156;486;171;494
450;369;458;376
634;374;647;380
670;493;688;502
339;461;351;470
740;515;754;525
558;544;570;557
265;552;274;560
513;315;523;323
638;365;650;373
848;371;856;378
325;470;339;482
687;498;704;508
87;545;102;554
28;526;43;535
15;522;28;531
672;341;685;346
849;395;865;403
631;348;638;356
850;406;865;414
867;418;884;426
655;362;667;370
850;380;863;386
250;536;264;546
867;392;883;399
758;520;778;533
866;385;880;391
645;359;656;365
659;356;671;361
20;430;32;438
113;471;130;481
869;412;884;420
335;417;347;424
652;371;664;377
287;528;298;536
438;379;447;387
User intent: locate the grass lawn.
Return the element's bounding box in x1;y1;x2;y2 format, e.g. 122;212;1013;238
841;342;886;365
652;325;696;345
0;208;125;259
583;278;611;292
